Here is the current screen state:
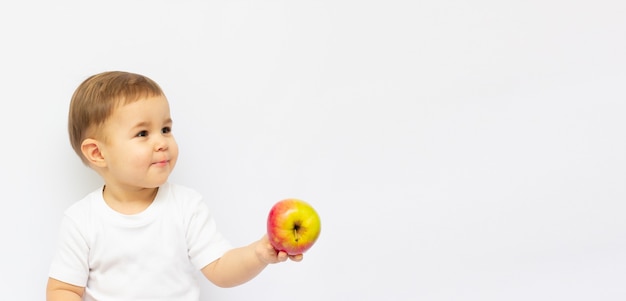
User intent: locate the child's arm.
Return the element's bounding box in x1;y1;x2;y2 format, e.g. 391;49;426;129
46;278;84;301
201;235;303;288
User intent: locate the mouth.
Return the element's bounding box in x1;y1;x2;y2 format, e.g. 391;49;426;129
152;160;169;166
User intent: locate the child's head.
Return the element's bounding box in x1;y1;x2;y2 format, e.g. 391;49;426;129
68;71;178;189
68;71;164;165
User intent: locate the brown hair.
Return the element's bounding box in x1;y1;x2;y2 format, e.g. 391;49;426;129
68;71;164;165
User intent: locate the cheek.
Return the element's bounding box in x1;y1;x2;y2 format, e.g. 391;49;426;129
170;142;180;164
124;146;154;165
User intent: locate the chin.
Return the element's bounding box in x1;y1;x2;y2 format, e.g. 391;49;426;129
141;178;169;189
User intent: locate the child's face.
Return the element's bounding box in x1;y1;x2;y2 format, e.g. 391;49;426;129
98;95;179;189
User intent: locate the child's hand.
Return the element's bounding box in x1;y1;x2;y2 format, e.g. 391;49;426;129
256;235;304;264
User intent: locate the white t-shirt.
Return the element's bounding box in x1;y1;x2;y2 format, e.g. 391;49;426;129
49;182;233;301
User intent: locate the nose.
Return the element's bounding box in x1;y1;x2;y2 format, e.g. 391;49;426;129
155;136;169;151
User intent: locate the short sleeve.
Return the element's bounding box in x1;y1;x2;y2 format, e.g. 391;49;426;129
186;201;233;270
48;215;90;287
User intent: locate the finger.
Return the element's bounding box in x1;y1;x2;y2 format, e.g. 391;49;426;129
289;254;304;262
277;251;289;262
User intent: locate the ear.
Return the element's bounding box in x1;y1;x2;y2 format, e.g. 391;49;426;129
81;138;106;168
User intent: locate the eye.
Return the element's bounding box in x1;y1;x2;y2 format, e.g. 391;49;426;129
136;130;148;137
161;126;172;134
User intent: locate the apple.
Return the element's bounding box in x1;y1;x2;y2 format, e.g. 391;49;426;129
267;198;321;255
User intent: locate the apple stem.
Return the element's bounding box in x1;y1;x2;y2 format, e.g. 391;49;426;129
293;224;301;242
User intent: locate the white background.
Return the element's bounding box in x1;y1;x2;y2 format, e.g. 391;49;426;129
1;1;625;300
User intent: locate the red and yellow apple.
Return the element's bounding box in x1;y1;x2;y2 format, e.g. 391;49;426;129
267;198;321;255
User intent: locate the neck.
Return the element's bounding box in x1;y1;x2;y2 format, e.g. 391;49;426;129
102;184;159;214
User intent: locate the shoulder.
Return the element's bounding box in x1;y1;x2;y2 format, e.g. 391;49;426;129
55;187;105;245
166;182;201;197
63;186;103;222
164;182;204;205
160;182;209;215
